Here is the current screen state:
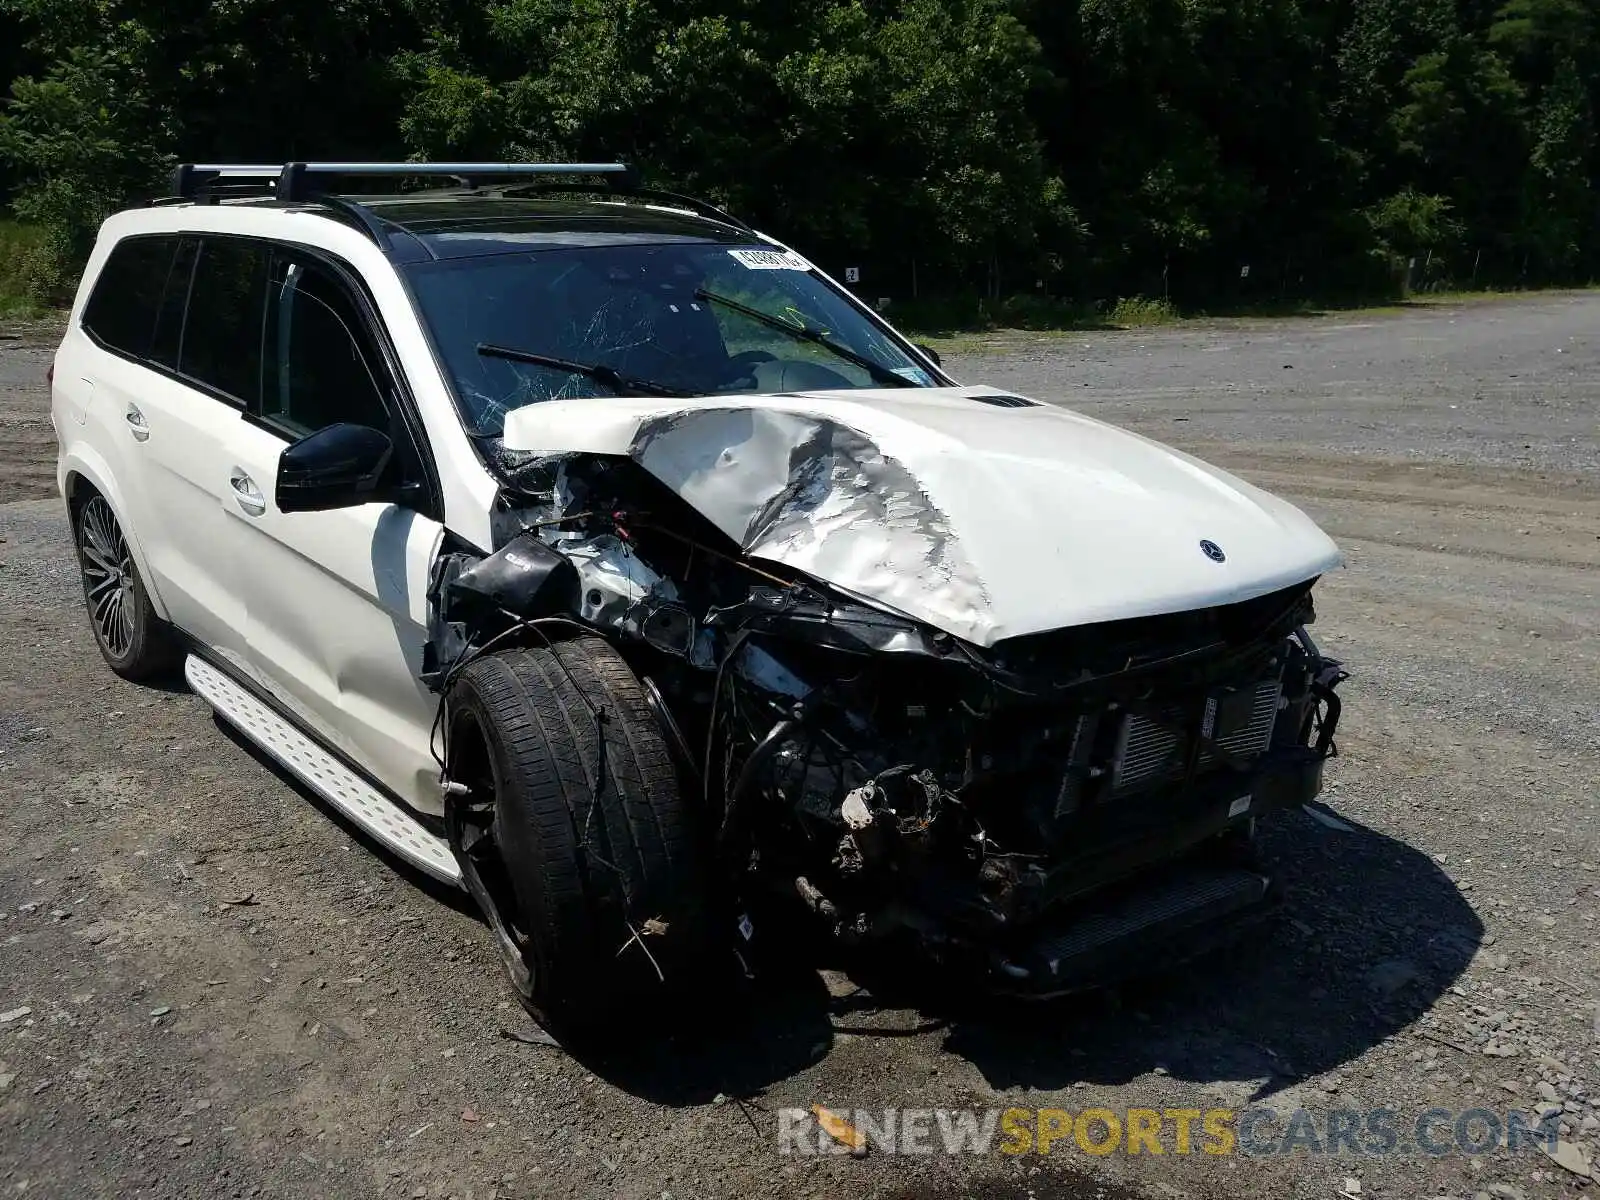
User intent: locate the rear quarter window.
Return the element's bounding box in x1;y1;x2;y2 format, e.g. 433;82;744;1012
81;235;180;357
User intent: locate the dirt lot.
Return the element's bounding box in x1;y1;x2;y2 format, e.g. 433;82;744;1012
2;296;1598;1199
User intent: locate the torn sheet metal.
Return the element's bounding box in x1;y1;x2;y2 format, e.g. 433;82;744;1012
498;387;1343;647
629;407;990;643
559;533;674;627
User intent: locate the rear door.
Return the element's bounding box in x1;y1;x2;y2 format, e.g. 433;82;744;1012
78;234;254;668
220;246;445;808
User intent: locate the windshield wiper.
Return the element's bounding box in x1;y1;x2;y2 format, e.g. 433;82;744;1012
475;343;692;398
692;289;917;388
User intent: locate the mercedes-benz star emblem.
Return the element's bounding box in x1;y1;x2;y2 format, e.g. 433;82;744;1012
1200;540;1226;563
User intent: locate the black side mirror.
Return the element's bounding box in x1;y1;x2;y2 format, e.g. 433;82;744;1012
916;343;942;368
276;422;394;513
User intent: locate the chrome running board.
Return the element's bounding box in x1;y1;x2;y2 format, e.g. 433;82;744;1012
184;655;462;888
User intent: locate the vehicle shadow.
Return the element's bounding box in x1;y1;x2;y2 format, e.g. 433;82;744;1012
203;709;1481;1107
572;806;1479;1109
932;807;1482;1101
567;959;839;1107
209;714;477;917
143;661;200;695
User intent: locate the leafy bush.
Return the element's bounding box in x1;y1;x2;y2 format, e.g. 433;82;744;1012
0;216;47;316
0;38;169;302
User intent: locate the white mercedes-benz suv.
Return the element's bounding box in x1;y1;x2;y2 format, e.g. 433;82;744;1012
52;161;1347;1036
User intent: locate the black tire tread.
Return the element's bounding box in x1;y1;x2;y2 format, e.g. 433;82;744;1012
450;637;710;1024
118;574;183;682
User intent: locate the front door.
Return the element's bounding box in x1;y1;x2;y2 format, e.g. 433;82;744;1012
220;247;445;811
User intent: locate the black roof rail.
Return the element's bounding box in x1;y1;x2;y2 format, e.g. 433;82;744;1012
309;194;417;251
170;164;282;201
161;161;751;254
148;184;416;252
495;181;754;234
172;161;636;203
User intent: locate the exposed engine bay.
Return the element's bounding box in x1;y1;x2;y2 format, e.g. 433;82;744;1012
424;438;1347;996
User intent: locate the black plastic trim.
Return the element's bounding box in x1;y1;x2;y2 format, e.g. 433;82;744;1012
81;228;446;522
496;181;754;233
78;332;250;413
301;194;392;248
308;250;446;523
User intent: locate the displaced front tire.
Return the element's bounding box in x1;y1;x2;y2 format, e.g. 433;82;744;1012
445;637;714;1034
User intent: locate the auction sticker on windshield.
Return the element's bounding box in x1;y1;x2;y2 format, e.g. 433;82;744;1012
728;248;812;270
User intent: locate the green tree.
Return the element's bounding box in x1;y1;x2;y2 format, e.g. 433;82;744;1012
1517;54;1596;274
3;0;1599;308
1490;0;1596;86
1;0;414;291
0;35;168;298
395;0;1071;294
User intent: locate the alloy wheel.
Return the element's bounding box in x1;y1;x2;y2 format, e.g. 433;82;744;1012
78;496;137;659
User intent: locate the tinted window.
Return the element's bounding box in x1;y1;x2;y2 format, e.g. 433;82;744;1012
150;238;198;369
260;253;390;436
81;236;178;356
179;239;268;403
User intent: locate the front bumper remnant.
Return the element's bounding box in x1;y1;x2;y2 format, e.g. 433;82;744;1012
984;740;1331;997
992;866;1280;998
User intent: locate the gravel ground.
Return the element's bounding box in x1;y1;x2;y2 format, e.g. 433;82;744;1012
1;295;1597;1200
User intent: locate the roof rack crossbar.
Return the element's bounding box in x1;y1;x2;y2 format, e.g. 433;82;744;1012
170;164;283;202
173;161;636;202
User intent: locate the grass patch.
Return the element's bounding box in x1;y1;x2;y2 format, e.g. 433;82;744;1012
896;293;1183;343
0;219;50;319
1174;283;1600;321
897;292;1176;354
900;282;1600;353
890;293;1111;339
1107;295;1179;326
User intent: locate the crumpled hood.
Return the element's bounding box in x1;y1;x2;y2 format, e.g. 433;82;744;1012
499;385;1342;647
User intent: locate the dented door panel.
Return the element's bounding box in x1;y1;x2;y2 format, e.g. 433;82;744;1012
224;419;444;811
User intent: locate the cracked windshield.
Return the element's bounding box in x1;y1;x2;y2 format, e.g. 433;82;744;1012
406;242;937;434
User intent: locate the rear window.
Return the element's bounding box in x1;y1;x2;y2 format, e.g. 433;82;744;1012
81;236;179;356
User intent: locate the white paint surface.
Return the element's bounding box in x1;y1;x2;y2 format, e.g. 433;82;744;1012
501;386;1343;646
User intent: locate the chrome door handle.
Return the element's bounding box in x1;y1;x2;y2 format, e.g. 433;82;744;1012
229;469;266;516
124;404;150;442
